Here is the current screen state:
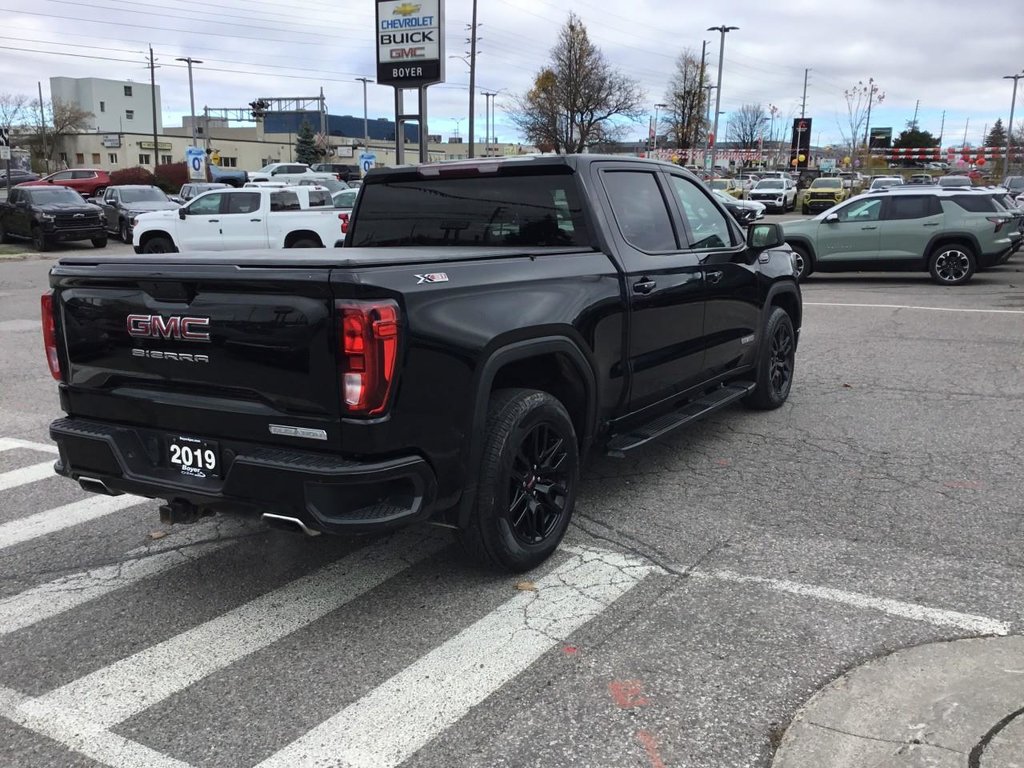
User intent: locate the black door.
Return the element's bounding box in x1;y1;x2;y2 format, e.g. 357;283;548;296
664;173;760;378
7;189;30;236
597;165;706;414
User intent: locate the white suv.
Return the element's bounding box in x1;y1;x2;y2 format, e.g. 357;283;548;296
248;163;338;184
748;178;798;212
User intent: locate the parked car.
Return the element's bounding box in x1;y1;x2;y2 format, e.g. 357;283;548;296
737;174;760;192
867;176;904;192
132;187;343;253
18;168;110;197
0;185;106;251
749;178;798;212
710;178;745;199
208;164;248;187
247;163;338;184
801;177;848;214
178;182;230;203
1002;176;1024;197
332;187;359;241
937;175;973;188
907;173;934;185
925;161;950;171
297;177;349;194
0;168;40;184
711;189;765;225
92;185;180;242
311;163;362;182
46;154;801;572
782;187;1018;285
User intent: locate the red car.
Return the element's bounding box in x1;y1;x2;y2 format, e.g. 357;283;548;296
19;169;111;197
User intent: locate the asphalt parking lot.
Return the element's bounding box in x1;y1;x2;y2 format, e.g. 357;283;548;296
0;249;1022;767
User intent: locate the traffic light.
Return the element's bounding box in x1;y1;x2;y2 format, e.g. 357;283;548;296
249;99;270;120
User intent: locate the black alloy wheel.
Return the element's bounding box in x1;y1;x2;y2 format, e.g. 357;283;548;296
744;306;796;410
768;318;795;399
119;220;130;242
141;236;173;254
507;422;571;546
32;227;50;252
929;244;976;286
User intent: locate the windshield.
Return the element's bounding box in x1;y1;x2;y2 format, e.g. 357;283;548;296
811;179;842;189
333;189;359;208
756;180;784;189
120;188;169;204
871;179;900;188
257;164;279;173
23;187;85;204
710;180;729;190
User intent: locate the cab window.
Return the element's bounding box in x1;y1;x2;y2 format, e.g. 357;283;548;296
667;174;733;249
186;193;223;216
226;192;261;214
834;198;882;222
601;170;677;252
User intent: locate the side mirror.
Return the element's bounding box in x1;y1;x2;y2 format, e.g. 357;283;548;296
178;208;187;220
169;196;182;205
746;222;784;250
824;213;840;223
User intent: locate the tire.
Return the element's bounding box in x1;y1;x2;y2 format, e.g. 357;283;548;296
459;388;579;572
801;205;809;215
118;220;130;243
288;237;320;248
790;244;812;282
91;237;107;248
928;243;976;286
32;227;50;252
93;187;106;197
744;307;796;411
141;236;174;254
0;221;11;244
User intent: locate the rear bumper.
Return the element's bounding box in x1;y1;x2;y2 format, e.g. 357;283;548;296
50;417;437;534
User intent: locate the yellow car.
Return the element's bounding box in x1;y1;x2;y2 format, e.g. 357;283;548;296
710;178;745;199
802;177;848;214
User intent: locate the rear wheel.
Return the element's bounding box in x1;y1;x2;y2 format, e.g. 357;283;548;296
928;243;976;286
288;237;320;248
744;307;796;411
459;388;578;572
141;236;174;254
790;244;812;282
31;227;50;252
118;220;130;242
91;237;107;248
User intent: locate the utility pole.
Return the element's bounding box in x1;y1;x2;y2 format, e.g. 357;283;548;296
911;99;920;129
938;110;945;146
148;46;159;167
355;77;373;150
707;25;739;177
704;84;717;163
961;117;970;153
800;68;809;119
175;56;202;149
36;81;48;172
1003;72;1022;178
861;77;875;171
467;0;479;158
653;103;667;152
482;91;497;156
695;40;708;157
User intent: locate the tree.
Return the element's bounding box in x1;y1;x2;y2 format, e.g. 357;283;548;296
295;120;318;165
893;125;939;149
511;12;644;153
662;50;706;149
836;79;885;156
726;103;767;150
24;98;94;163
0;93;28;130
985;118;1007;148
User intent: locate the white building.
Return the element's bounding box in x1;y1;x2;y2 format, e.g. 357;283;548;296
49;76;162;135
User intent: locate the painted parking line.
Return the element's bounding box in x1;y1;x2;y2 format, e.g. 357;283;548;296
22;531;450;731
0;517;252;636
0;494;147;550
697;569;1011;636
0;437;58;455
257;547;657;768
0;461;56;492
805;301;1024;315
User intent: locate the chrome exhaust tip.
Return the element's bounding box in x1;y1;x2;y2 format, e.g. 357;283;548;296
78;476;121;496
261;513;322;537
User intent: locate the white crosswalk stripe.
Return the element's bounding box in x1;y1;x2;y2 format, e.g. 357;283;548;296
0;461;56;491
0;437;58;455
0;493;147;550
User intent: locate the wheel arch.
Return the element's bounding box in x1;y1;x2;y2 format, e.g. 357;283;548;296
923;232;981;268
284;230;324;248
137;230;176;250
764;282;802;343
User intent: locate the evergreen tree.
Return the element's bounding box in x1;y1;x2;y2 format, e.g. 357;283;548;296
892;126;939;149
985;118;1007;148
295;121;319;165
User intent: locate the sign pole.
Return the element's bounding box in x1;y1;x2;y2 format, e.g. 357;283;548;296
394;88;405;165
0;127;10;196
418;87;429;163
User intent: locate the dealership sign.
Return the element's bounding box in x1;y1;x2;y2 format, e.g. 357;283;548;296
376;0;444;88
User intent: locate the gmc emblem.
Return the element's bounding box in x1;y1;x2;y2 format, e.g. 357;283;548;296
127;314;210;342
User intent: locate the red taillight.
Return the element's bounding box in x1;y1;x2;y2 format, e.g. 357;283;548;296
337;300;400;416
338;211;350;234
986;216;1006;233
40;293;62;381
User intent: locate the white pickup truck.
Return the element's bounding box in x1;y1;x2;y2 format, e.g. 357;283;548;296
132;187;343;253
247;162;339;184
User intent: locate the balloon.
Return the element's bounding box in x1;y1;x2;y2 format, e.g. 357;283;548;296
791;158;798;166
976;157;986;166
798;154;806;162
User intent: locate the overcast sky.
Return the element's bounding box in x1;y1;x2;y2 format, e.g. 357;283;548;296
1;0;1022;150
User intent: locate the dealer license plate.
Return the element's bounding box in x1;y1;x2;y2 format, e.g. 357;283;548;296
168;435;221;479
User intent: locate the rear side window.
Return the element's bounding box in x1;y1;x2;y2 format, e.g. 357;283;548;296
307;190;332;208
226;192;261;214
349;172;593;247
886;196;940;220
270;191;301;211
950;195;997;213
601;170;677;252
71;170;96;179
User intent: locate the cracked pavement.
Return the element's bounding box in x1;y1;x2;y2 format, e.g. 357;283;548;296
0;257;1022;767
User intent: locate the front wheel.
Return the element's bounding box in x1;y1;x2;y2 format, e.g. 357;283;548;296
118;220;130;243
744;307;796;411
32;227;50;252
91;237;107;248
459;388;579;572
140;236;174;254
288;237;320;248
0;221;11;244
801;205;809;215
928;243;976;286
790;245;812;282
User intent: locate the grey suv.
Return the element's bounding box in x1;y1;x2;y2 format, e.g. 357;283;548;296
782;187;1020;285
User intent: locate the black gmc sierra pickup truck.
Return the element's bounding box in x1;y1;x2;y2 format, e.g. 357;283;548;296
43;155;801;571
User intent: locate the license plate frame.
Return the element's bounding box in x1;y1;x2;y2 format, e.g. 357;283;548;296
167;435;221;479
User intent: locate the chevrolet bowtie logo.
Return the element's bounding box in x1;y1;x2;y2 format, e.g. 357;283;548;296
393;2;421;16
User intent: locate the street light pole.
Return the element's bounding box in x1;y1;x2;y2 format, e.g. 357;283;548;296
482;91;497;156
355;77;373;151
653;102;667;153
707;25;738;178
175;57;203;148
1003;72;1022;179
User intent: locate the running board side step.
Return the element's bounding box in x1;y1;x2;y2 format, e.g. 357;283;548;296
606;382;756;457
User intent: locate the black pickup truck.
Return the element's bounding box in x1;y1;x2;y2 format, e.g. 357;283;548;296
1;185;107;251
43;155;801;571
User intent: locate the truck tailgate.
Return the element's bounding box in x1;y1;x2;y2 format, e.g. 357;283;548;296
51;260;341;446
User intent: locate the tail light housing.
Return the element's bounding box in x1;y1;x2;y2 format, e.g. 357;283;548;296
338;211;350;234
40;293;62;381
986;216;1006;233
337;300;400;416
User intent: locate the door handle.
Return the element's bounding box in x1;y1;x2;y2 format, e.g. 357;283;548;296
706;270;724;284
923;222;940;227
208;219;220;223
250;218;262;222
632;278;657;294
860;225;878;230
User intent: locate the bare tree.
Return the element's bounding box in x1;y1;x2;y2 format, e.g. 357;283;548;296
662;50;706;150
26;98;94;163
725;103;766;150
0;92;29;130
836;79;885;157
511;12;645;153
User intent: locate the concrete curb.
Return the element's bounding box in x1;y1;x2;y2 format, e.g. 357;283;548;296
772;635;1024;767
